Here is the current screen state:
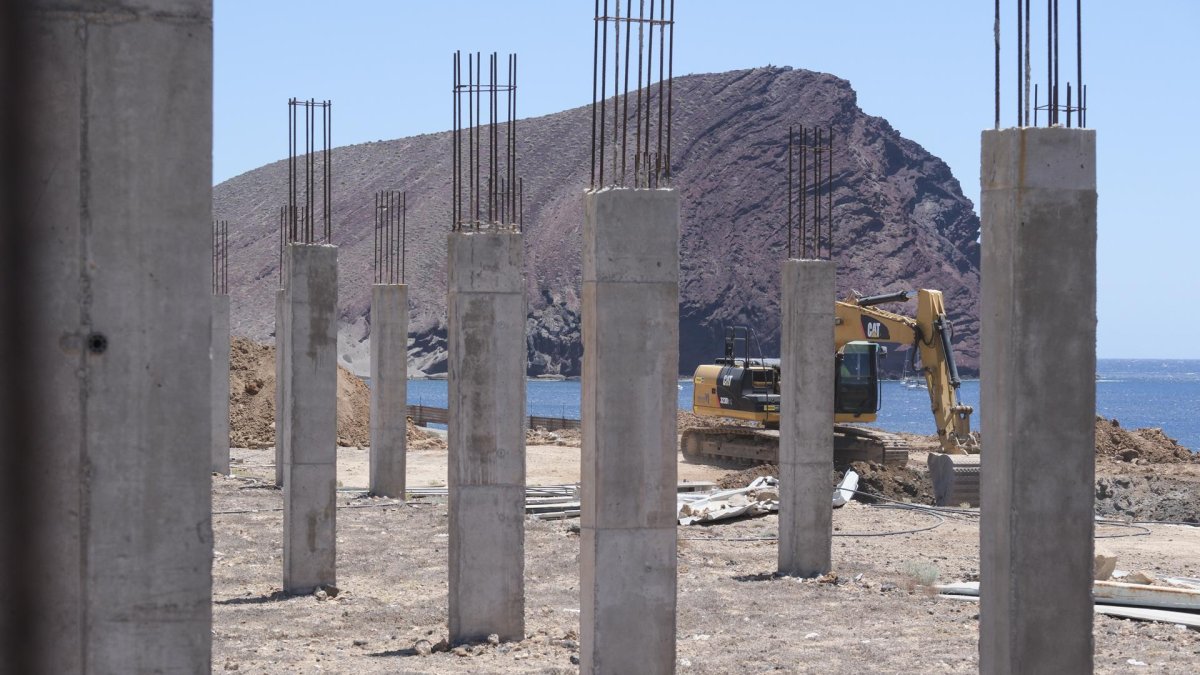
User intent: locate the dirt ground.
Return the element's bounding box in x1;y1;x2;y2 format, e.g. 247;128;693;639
215;346;1200;671
214;429;1200;673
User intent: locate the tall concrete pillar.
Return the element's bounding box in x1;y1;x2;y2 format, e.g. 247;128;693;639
19;1;214;671
777;259;835;576
980;127;1097;674
580;188;679;674
447;230;526;643
370;283;408;498
282;243;339;594
211;293;231;474
275;287;288;486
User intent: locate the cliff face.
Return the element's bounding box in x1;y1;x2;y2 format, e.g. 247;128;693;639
214;66;980;377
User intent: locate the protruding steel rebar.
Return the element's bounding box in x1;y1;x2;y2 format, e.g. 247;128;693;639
212;219;228;295
452;51;521;232
1001;0;1086;128
995;0;1001;130
374;190;406;285
277;204;307;285
590;0;675;189
286;98;333;244
787;127;794;260
786;125;834;261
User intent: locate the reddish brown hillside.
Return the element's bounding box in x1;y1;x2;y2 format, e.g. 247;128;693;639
214;66;980;376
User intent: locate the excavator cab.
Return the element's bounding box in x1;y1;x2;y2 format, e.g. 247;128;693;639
835;341;882;418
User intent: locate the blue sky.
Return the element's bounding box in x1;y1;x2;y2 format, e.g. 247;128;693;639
215;1;1199;359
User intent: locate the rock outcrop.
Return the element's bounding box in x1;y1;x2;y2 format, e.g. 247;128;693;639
215;66;980;377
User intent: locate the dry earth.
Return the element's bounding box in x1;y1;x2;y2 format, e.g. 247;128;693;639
213;434;1200;673
216;341;1200;671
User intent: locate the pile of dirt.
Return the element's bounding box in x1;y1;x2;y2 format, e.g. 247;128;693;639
716;464;780;489
407;420;446;450
847;461;934;505
1095;473;1200;523
1094;416;1197;464
228;337;371;449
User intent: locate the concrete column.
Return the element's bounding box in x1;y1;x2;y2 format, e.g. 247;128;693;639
580;188;679;675
370;283;408;498
447;230;526;644
211;293;231;474
282;243;339;594
275;287;287;486
777;259;835;576
980;127;1097;674
20;1;214;671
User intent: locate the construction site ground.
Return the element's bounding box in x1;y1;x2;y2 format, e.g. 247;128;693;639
213;420;1200;673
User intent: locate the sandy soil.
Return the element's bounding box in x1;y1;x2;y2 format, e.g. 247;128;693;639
214;442;1200;673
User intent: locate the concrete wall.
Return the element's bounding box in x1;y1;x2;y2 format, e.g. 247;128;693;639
275;288;287;486
447;230;527;644
581;188;679;674
211;293;231;474
282;243;339;595
777;259;835;577
22;1;214;670
370;283;408;498
980;127;1097;674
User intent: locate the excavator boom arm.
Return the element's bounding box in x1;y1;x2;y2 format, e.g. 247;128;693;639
835;289;976;454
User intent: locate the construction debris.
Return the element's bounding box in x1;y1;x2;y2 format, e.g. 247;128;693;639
937;579;1200;626
677;472;860;525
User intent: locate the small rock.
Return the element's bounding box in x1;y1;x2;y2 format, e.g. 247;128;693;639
1126;571;1156;585
679;658;692;667
352;639;367;647
804;632;819;639
432;638;450;653
451;646;470;657
880;582;897;592
414;640;433;657
487;633;500;646
570;654;581;665
223;663;239;671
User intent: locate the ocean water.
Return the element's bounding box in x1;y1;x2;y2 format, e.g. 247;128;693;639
405;359;1200;451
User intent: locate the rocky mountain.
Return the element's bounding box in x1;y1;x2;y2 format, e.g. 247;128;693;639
214;66;980;378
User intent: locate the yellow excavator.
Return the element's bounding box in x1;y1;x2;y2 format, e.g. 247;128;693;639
682;288;977;466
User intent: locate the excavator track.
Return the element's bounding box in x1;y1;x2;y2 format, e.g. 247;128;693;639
680;424;909;467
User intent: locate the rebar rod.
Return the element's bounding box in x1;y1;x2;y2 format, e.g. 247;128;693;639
787;127;793;259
